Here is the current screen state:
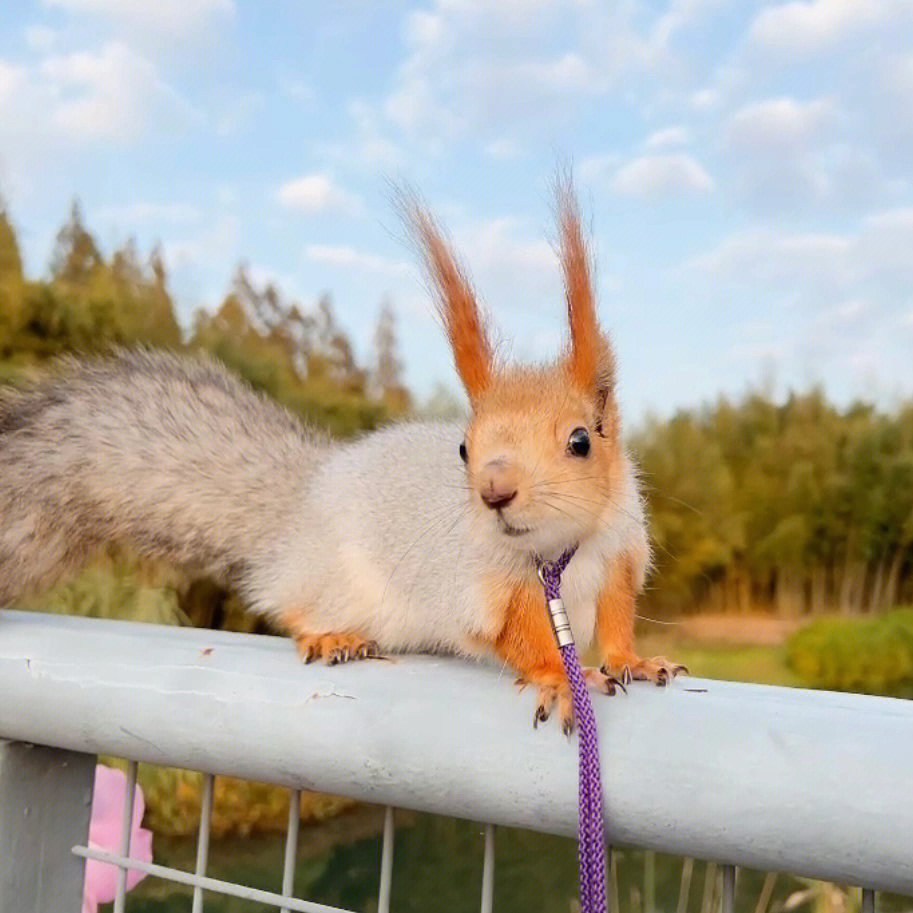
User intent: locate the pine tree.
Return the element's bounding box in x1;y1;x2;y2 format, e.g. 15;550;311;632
50;200;101;284
370;299;410;412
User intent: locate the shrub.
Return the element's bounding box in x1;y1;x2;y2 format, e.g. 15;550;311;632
786;608;913;696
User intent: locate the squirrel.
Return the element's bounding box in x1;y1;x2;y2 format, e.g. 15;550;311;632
0;184;683;732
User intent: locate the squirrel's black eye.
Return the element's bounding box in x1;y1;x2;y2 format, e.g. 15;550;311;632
459;440;468;463
567;427;590;457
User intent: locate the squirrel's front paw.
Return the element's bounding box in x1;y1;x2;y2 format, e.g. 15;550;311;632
532;681;575;736
601;654;688;687
514;669;575;734
294;632;382;665
518;666;626;735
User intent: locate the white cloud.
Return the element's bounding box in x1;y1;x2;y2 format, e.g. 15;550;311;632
305;244;409;277
276;174;361;216
725;96;836;151
611;154;714;196
748;0;891;56
868;52;913;164
484;138;522;160
316;100;403;169
687;228;853;285
829;298;869;322
215;91;265;137
0;42;194;148
644;126;691;150
687;208;913;287
651;0;726;49
42;0;235;37
856;207;913;281
0;61;26;109
690;87;720;110
346;100;402;167
279;78;315;105
438;216;564;323
25;26;57;52
383;0;655;140
164;213;241;269
579;152;622;184
97;201;201;225
463;218;557;277
722;96;846;209
39;41;195;142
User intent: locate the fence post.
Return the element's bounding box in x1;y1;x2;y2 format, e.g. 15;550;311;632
0;740;96;913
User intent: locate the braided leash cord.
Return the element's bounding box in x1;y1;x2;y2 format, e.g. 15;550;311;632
538;548;607;913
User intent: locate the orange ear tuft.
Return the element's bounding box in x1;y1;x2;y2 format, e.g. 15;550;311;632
407;202;492;402
556;180;615;397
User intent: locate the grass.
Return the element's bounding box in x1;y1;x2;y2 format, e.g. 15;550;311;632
634;622;805;689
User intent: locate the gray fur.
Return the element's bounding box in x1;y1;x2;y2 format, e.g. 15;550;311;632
0;350;328;605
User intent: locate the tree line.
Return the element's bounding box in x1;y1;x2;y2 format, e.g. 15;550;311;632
0;198;410;437
634;391;913;617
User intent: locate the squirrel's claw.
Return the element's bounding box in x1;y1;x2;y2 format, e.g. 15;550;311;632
532;681;574;734
293;632;383;665
584;666;626;696
533;703;550;728
601;655;688;687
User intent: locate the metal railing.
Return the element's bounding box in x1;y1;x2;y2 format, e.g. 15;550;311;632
1;610;912;911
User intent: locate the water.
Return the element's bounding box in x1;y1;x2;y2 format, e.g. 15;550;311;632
115;806;908;913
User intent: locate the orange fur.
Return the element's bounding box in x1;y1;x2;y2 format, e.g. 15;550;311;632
491;582;565;684
596;554;685;684
489;580;574;727
594;553;638;669
557;183;612;394
408;204;492;401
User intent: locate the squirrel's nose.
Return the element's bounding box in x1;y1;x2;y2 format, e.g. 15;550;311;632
479;460;519;510
481;487;517;510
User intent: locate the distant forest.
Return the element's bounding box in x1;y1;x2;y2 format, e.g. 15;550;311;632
1;199;911;622
634;393;913;617
0;199;411;437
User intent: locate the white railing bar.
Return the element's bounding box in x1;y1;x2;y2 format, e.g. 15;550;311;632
480;824;495;913
721;864;736;913
862;888;875;913
112;760;138;913
280;789;301;913
377;805;395;913
191;773;214;913
6;612;912;895
72;845;357;913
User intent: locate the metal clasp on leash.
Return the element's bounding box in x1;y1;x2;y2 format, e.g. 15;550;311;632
537;565;575;648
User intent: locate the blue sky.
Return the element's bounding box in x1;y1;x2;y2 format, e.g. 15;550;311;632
1;0;912;423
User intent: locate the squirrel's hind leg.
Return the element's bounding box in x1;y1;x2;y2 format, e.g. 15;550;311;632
278;608;381;665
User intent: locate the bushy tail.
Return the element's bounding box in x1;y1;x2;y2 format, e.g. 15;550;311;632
0;350;326;606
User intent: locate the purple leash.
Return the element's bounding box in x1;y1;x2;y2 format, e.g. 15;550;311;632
537;546;607;913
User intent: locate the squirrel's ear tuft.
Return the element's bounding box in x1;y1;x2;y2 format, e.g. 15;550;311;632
405;199;492;402
556;179;616;415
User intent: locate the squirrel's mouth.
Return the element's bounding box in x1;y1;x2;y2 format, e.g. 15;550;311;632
497;515;531;537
